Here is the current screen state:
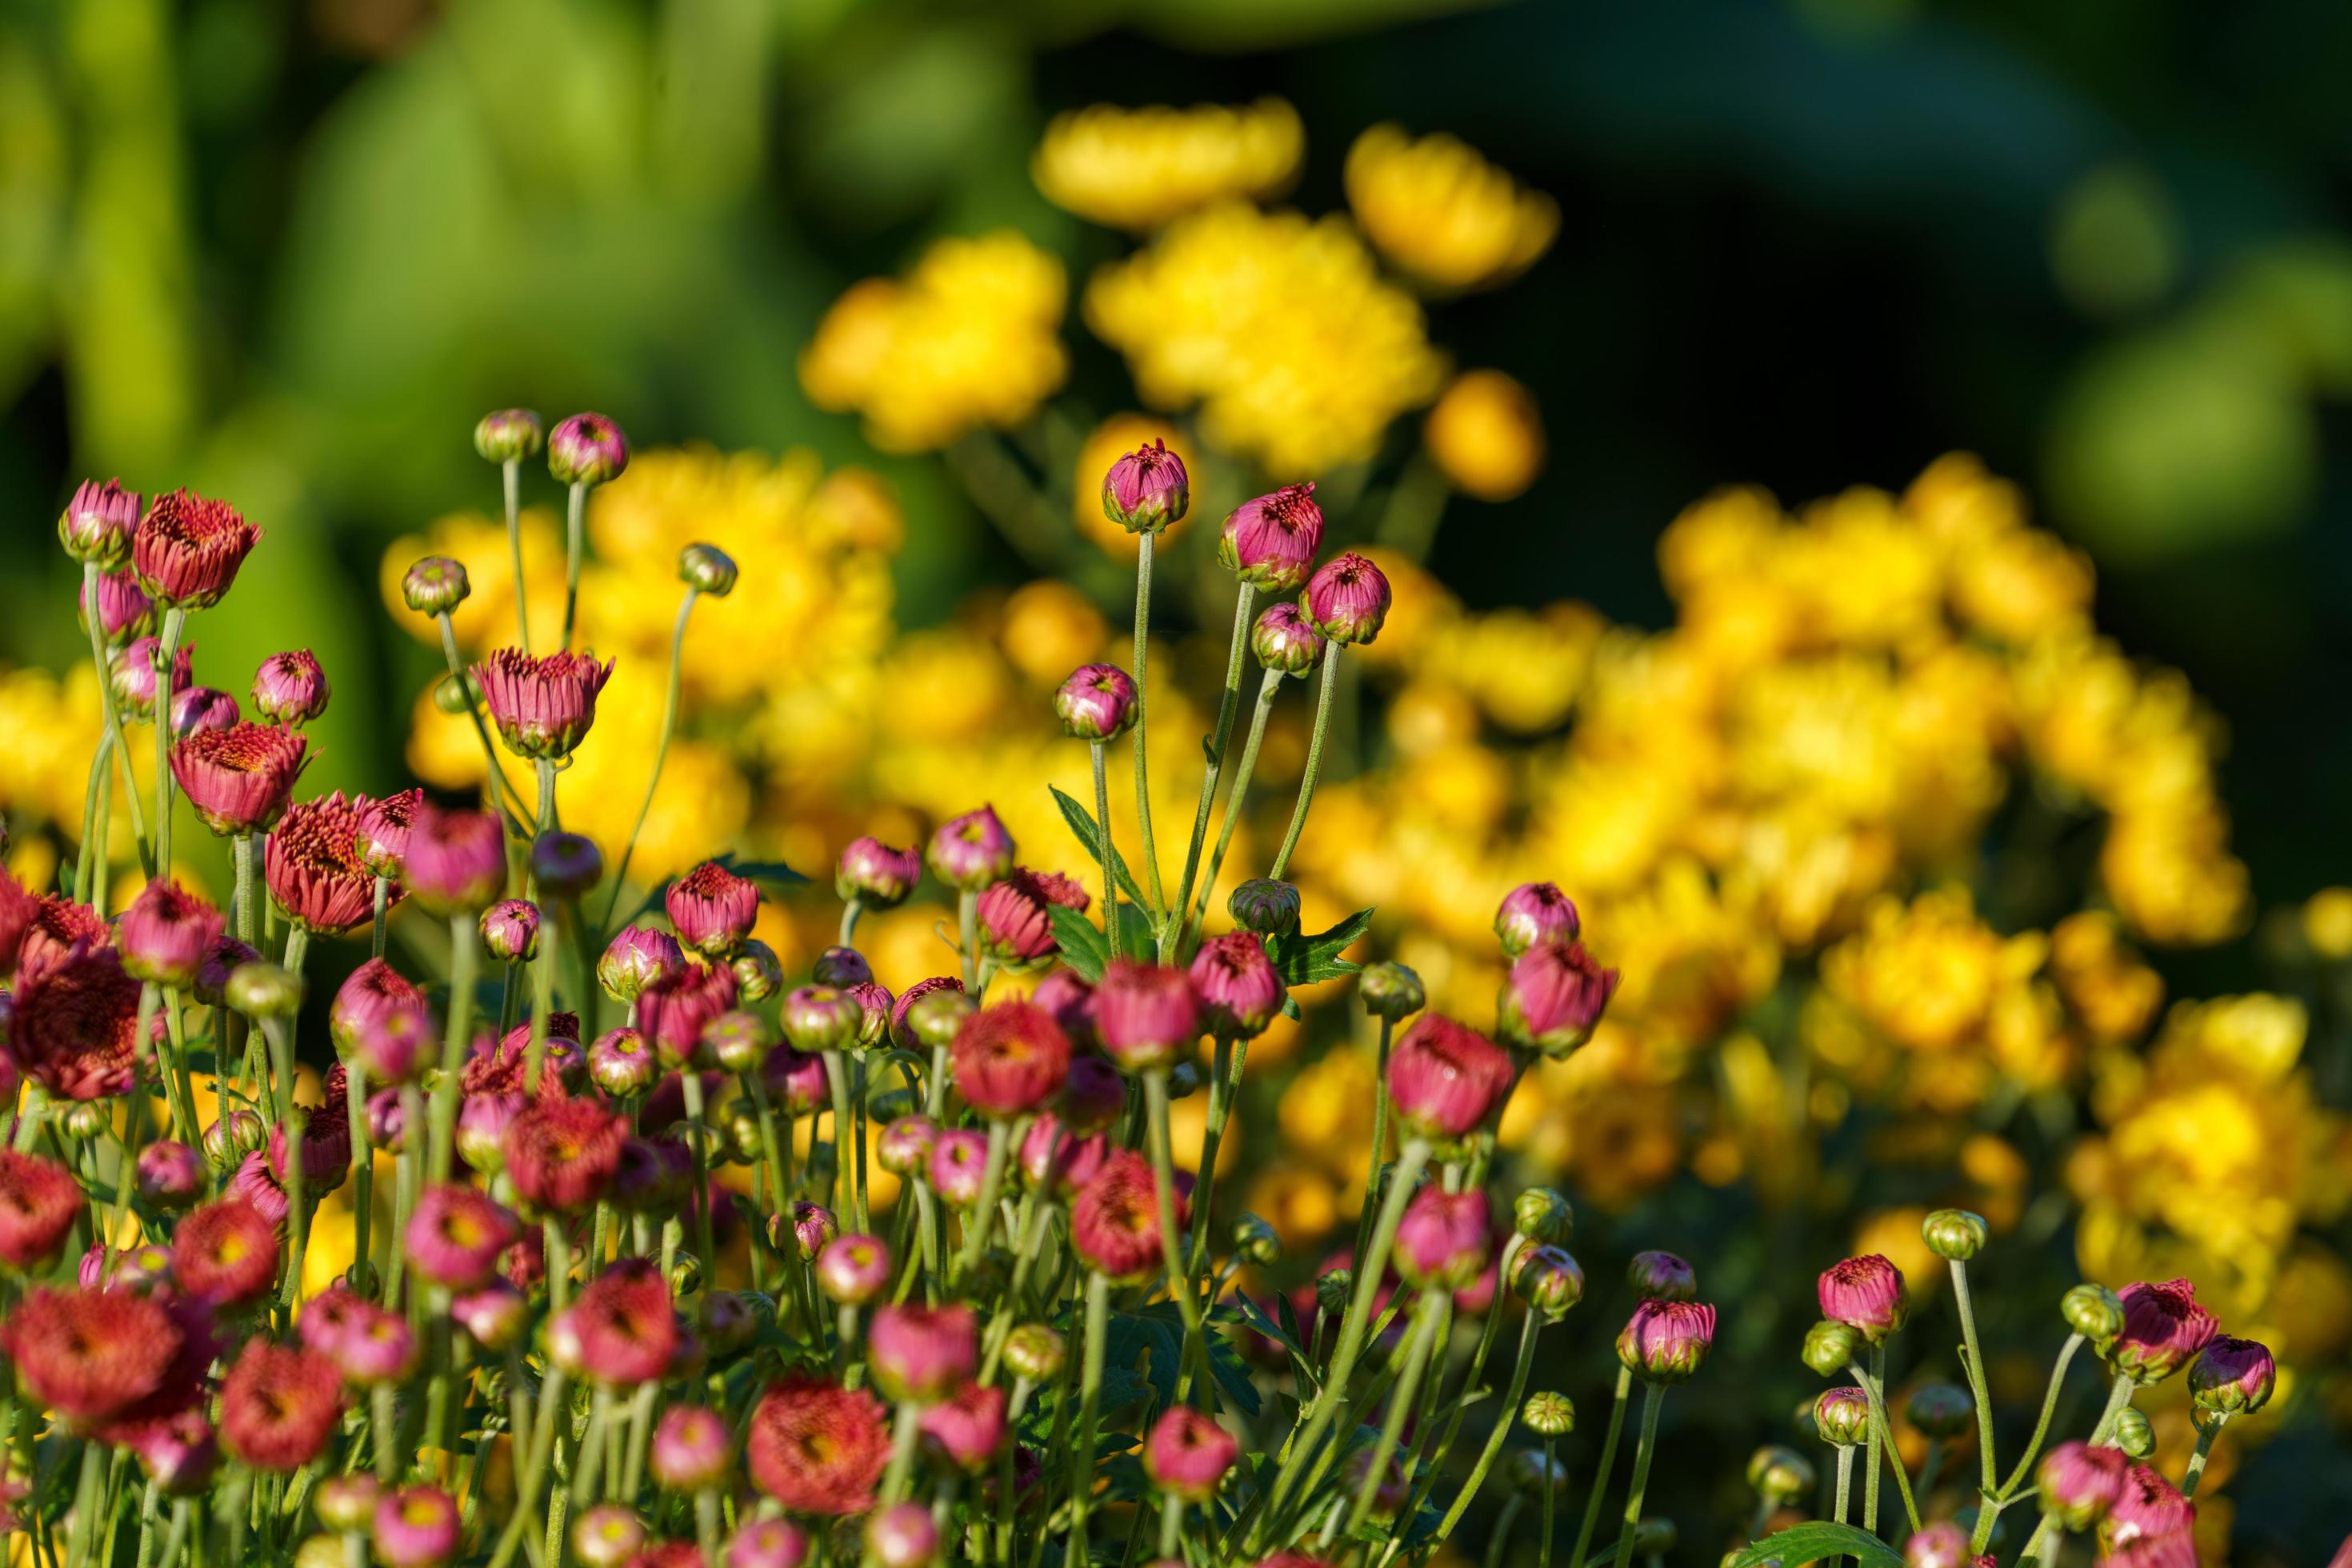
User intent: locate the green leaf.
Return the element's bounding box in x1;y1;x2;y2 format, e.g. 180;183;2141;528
1266;907;1375;988
1049;786;1150;909
1206;1327;1262;1418
714;853;809;887
1048;904;1109;982
1728;1523;1907;1568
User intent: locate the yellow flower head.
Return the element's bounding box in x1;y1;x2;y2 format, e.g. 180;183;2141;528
1034;99;1304;232
1085;203;1446;475
1344;123;1559;292
1818;886;2046;1056
1423;370;1546;502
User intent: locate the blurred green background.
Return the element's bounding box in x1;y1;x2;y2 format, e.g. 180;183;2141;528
6;0;2352;1557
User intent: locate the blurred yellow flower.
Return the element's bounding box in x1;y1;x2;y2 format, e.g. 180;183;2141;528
1344;124;1558;292
1085;203;1447;475
1422;370;1546;502
802;231;1068;453
1034;100;1304;232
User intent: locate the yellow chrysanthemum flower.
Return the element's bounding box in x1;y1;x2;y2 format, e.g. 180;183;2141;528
1422;370;1546;502
1344;123;1558;292
1034;99;1304;232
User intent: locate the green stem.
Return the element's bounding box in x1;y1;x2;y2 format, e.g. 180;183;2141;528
1834;1443;1853;1526
1166;583;1257;957
1142;1072;1206;1405
370;877;389;960
1950;1259;1999;1497
1090;741;1118;956
958;891;980;1001
1268;650;1341;882
1486;1497;1525;1568
1185;669;1282;945
150;606;185;875
823;1049;855;1226
1609;1384;1663;1568
1541;1434;1560;1568
1129;531;1164;914
1568;1366;1633;1568
562;481;586;654
1069;1271;1111;1558
678;1071;720;1288
2018;1516;2061;1568
2182;1418;2222;1498
80;562;151;879
425;916;480;1183
503;460;530;656
1429;1308;1543;1542
345;1061;371;1292
597;586;698;934
1851;1351;1922;1535
435;613;530;826
1996;1334;2085;1498
2087;1374;2135;1446
1336;1294;1442;1542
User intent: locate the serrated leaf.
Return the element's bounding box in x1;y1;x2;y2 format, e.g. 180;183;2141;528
1048;903;1109;982
1206;1328;1262;1418
1266;907;1375;987
1728;1523;1906;1568
714;853;809;887
1109;1309;1183;1416
1049;786;1150;909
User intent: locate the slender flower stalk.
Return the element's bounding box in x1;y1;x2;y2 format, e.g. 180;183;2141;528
433;612;530;826
1568;1366;1632;1568
1948;1257;1999;1496
1848;1352;1922;1535
1608;1385;1664;1568
1129;533;1164;914
78;562;151;881
1268;649;1341;882
151;606;186;874
424;916;481;1183
1185;668;1282;944
1166;583;1256;957
1431;1309;1545;1543
1142;1070;1206;1394
601;566;719;934
1090;741;1118;955
1336;1293;1442;1542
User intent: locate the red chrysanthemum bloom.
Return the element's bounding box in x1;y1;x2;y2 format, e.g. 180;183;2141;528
1498;938;1618;1054
1190;930;1284;1040
638;962;740;1067
1614;1298;1718;1384
746;1375;891;1517
1217;482;1323;593
331;956;429;1051
505;1098;628;1214
2106;1463;2196;1547
133;488;261;609
474;647;614;759
917;1381;1007;1474
267;1097;353;1194
225;1151;290;1230
13;942;143;1100
1071;1151;1187;1282
549;1259;678;1387
0;1151;84;1269
18;894;111;986
867;1303;978;1404
118;879;226;991
1094;960;1202;1073
1818;1254;1910;1344
354;787;422;879
404;1183;519;1292
665;862;760;958
949;1000;1071;1118
1385;1014;1515;1140
0;866;36;982
402;802;507;918
170;723;310;838
171;1198;280;1306
1143;1406;1240;1502
463;1015;580;1098
218;1339;342;1471
974;869;1088;966
2106;1278;2220;1385
266;792;379;934
1;1286;180;1426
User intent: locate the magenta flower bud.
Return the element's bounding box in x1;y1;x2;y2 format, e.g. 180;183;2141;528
1094;960;1202;1072
1616;1299;1717;1384
126;1408;219;1498
81;568;155;646
1018;1115;1111;1200
1903;1522;1970;1568
849;981;894;1050
837;837;922;910
576;1032;649;1103
1144;1406;1240;1502
698;1009;771;1075
570;1506;646;1568
0;1152;78;1271
1100;438;1190;535
814;1233;893;1306
927;806;1014;892
112;635;194;721
762;1045;830;1117
863;1503;939;1568
1062;1055;1126;1133
372;1486;460;1568
1394;1188;1492;1293
134;488;261;610
734;939;786;1002
1054;664;1138;742
637;960;738;1068
169;686;241;739
351;788;419;879
1303;551;1392;646
1190;931;1285;1040
352;1002;432;1087
118;879;226;990
481;899;541;963
474;408;545;463
549;412;630;486
202;1106;268;1170
2103;1278;2219;1384
457;1093;521;1173
401;556;470;618
780;985;863;1056
977;870;1089;966
928;1130;990;1208
811;946;873;988
1818;1255;1909;1345
2036;1441;2127;1530
1387;1014;1515;1141
1218;483;1323;593
950;1000;1072;1117
366;1088;406;1150
1494;882;1579;956
782;1201;838;1262
600;926;685;1004
134;1140;204;1208
252;650;330;727
530;831;602;898
404;804;507;918
650;1406;733;1492
918;1381;1007;1474
876;1116;939;1177
1070;1151;1186;1282
666;861;760;958
547;1260;678;1387
59;478;142;567
2187;1334;2274;1417
1812;1386;1874;1447
1498;939;1618;1057
2106;1464;2194;1548
406;1183;519;1292
315;1473;382;1532
868;1302;978;1404
1250;602;1326;675
894;978;974;1050
723;1519;810;1568
452;1283;528;1350
476;649;615;761
334;1302;423;1387
1628;1250;1697;1302
170;723;309;838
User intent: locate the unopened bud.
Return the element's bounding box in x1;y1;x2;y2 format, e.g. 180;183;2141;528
1906;1383;1972;1441
402;557;471;618
1802;1319;1862;1378
2062;1284;2125;1346
1002;1323;1066;1383
1746;1446;1814;1504
1358;960;1426;1022
227;962;304;1019
678;543;738;598
1522;1391;1574;1438
2110;1407;2154;1460
1513;1188;1574;1246
1922;1209;1988;1262
1230;1214;1280;1266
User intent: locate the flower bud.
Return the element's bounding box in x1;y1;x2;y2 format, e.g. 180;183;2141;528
1101;440;1189;535
1818;1254;1907;1343
228;961;304;1019
875;1116;938;1178
2110;1407;2154;1460
1303;552;1392;646
1522;1391;1574;1438
137;1142;204;1207
1628;1250;1696;1302
168;687;240;740
533;832;604;899
2187;1334;2275;1418
782;986;863;1054
2062;1283;2126;1345
1513;1188;1574;1246
204;1108;268;1170
864;1502;938;1568
1250;602;1324;674
481;900;540;963
1316;1270;1354;1315
1906;1383;1973;1441
814;1233;892;1306
1230;1213;1280;1266
570;1506;646;1568
1812;1386;1872;1448
1510;1245;1585;1318
1802;1319;1862;1378
402;557;471;618
928;806;1014;892
1002;1322;1066;1383
1922;1209;1988;1262
600;927;685;1004
702;1010;775;1075
1494;882;1578;957
2101;1278;2218;1385
1358;960;1426;1022
1223;878;1301;937
1902;1523;1970;1568
59;478;141;569
1394;1189;1490;1293
1507;1450;1566;1501
474;409;545;463
678;542;738;597
1630;1520;1676;1558
1747;1445;1814;1504
837;837;921;909
62;1102;109;1140
253;650;330;728
2034;1441;2126;1530
730;938;785;1002
315;1474;382;1533
1498;938;1617;1057
1054;664;1138;742
549;413;629;486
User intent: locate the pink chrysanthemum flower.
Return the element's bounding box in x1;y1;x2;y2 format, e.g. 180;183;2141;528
549;413;630;486
406;1183;520;1291
109;637;193;721
650;1405;734;1492
590;1027;659;1099
1018;1115;1112;1200
1386;1014;1514;1140
2036;1441;2128;1530
302;1288;418;1386
1101;439;1189;535
132;488;259;608
949;999;1071;1118
451;1283;528;1351
1094;960;1202;1073
353;787;422;879
1052;665;1138;742
1143;1406;1240;1502
550;1260;678;1387
975;869;1089;965
927;1130;989;1208
1190;931;1284;1040
402;803;507;918
2106;1463;2195;1547
665;861;760;958
746;1375;890;1517
1218;483;1323;593
1;1286;180;1426
918;1380;1007;1474
219;1340;342;1471
18;893;110;985
82;566;154;645
193;934;261;1007
373;1484;461;1568
638;962;741;1066
505;1098;629;1214
1302;551;1392;646
867;1303;978;1404
1498;938;1618;1054
13;942;143;1101
1818;1254;1909;1343
171;1198;280;1306
835;837;922;910
135;1141;204;1207
2106;1278;2219;1384
1494;881;1580;956
170;723;310;838
1628;1250;1698;1302
1072;1151;1186;1282
889;976;966;1050
1394;1188;1492;1293
0;1150;82;1269
2188;1334;2276;1417
225;1151;290;1230
266;792;380;934
250;648;329;726
474;647;615;759
599;926;686;1004
124;1407;219;1497
723;1519;812;1568
1616;1299;1718;1384
1062;1055;1125;1131
118;879;225;991
926;807;1014;893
